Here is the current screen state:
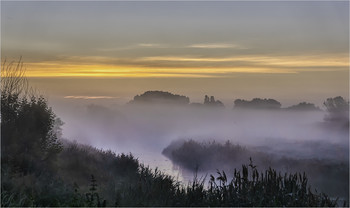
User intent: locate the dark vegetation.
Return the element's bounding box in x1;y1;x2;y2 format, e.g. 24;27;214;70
323;96;349;131
1;59;347;206
286;102;321;111
128;90;190;105
234;98;282;109
189;95;225;108
203;95;225;108
233;99;326;112
162;139;349;202
189;95;225;109
128;91;344;115
129;91;225;108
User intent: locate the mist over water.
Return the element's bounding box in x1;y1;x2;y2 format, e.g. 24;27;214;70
30;79;346;201
51;98;349;197
54;101;348;148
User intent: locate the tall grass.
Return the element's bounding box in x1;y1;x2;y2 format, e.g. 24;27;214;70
2;139;341;207
163;139;349;202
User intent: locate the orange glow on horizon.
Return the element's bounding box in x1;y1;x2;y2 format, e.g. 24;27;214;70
2;54;348;78
20;64;297;77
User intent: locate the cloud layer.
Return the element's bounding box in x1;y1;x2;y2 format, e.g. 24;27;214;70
2;1;349;77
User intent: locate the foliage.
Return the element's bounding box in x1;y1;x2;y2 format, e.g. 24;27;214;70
1;57;30;97
204;95;225;108
85;175;106;207
1;58;62;175
163;139;255;171
324;96;349;122
322;96;349;132
163;139;349;202
129;90;190;105
201;160;338;207
2;95;63;174
286;102;321;111
234;98;281;109
3;133;340;207
112;158;338;207
324;96;349;113
1;58;67;206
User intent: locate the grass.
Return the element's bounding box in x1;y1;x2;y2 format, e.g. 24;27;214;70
2;139;341;207
163;139;349;203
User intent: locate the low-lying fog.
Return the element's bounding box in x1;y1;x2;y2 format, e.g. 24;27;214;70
50;97;348;199
54;102;348;153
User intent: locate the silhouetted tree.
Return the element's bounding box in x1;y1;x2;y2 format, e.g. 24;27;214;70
210;96;215;103
234;98;281;109
204;95;210;104
129;91;190;105
323;96;349;128
324;96;349;113
203;95;224;108
286;102;321;111
1;58;62;175
1;57;31;97
85;175;106;207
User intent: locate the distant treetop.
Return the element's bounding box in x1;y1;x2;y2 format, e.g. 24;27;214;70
323;96;349;113
323;96;349;127
203;95;225;108
128;91;190;105
286;102;321;111
234;98;281;109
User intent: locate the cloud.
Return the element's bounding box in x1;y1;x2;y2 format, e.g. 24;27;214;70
188;43;248;49
97;47;125;52
21;52;348;77
64;96;119;99
139;54;349;68
138;43;165;47
96;43;167;52
97;42;244;53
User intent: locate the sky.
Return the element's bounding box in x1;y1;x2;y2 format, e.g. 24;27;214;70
1;1;349;106
2;2;349;199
